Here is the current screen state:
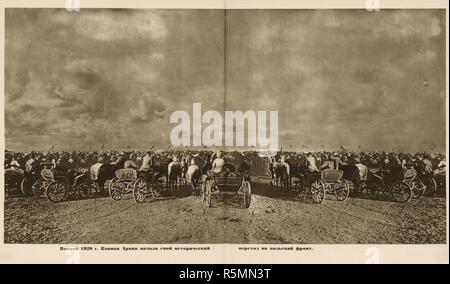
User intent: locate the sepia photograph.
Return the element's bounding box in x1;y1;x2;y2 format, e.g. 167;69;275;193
1;6;447;249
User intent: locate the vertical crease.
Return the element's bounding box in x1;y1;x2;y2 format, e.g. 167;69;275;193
224;4;227;113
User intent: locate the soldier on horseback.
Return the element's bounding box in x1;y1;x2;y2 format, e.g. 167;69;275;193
211;151;225;174
305;152;319;173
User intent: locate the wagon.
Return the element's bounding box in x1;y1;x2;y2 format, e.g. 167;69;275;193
37;168;90;203
202;163;252;208
109;169;162;202
361;168;424;203
20;163;51;196
4;168;24;196
132;170;163;203
403;168;426;199
108;169;138;200
297;169;350;203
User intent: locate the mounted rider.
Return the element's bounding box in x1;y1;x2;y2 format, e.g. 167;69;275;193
168;155;181;176
434;159;446;176
305;152;319;172
140;151;154;171
321;153;337;170
9;157;21;170
211;151;225;174
279;155;290;176
25;152;40;174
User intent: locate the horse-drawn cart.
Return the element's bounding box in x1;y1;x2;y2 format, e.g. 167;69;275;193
36;168;90;203
132;170;165;203
108;169;138;201
297;169;350;203
108;168;163;203
4;168;24;196
202;163;252;208
361;168;425;203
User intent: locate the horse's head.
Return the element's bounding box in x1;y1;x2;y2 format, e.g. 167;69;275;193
114;156;126;168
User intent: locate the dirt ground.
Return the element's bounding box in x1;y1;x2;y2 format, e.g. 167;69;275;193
3;177;447;244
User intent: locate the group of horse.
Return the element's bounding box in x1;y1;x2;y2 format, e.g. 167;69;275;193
7;153;443;203
268;159;444;200
269;161;363;192
89;157;208;194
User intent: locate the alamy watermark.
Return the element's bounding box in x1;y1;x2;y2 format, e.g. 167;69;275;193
366;0;381;12
365;246;380;264
65;0;80;12
170;103;279;151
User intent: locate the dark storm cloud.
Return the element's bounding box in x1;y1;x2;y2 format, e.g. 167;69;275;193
5;9;224;151
4;9;446;152
226;9;446;152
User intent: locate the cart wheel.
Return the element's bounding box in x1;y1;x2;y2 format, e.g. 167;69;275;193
133;178;147;203
46;181;67;203
335;179;350;201
20;176;34;196
241;181;252;208
391;181;411;203
204;179;213;207
108;178;124;201
310;179;325;204
32;179;46;198
411;179;426;199
77;183;91;199
201;182;206;202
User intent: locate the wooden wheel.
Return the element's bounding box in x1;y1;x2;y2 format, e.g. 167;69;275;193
335;179;350;201
204;179;213;207
133;178;148;203
411;179;426;199
108;178;124;201
45;181;67;203
241;181;252;208
76;182;91;199
201;182;207;202
20;176;34;196
391;181;412;203
32;179;47;198
310;179;325;204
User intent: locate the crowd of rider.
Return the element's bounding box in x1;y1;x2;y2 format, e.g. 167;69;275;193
269;151;446;176
3;149;447;178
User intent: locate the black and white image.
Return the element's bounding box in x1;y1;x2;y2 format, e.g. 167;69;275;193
2;8;447;245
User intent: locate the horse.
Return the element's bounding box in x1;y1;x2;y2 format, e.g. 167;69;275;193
238;160;251;174
89;157;127;193
202;162;212;174
168;162;182;188
339;164;362;194
150;161;169;186
271;162;290;190
180;159;189;182
269;161;276;180
186;164;202;194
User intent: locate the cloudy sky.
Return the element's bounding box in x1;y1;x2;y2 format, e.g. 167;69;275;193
4;9;446;152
